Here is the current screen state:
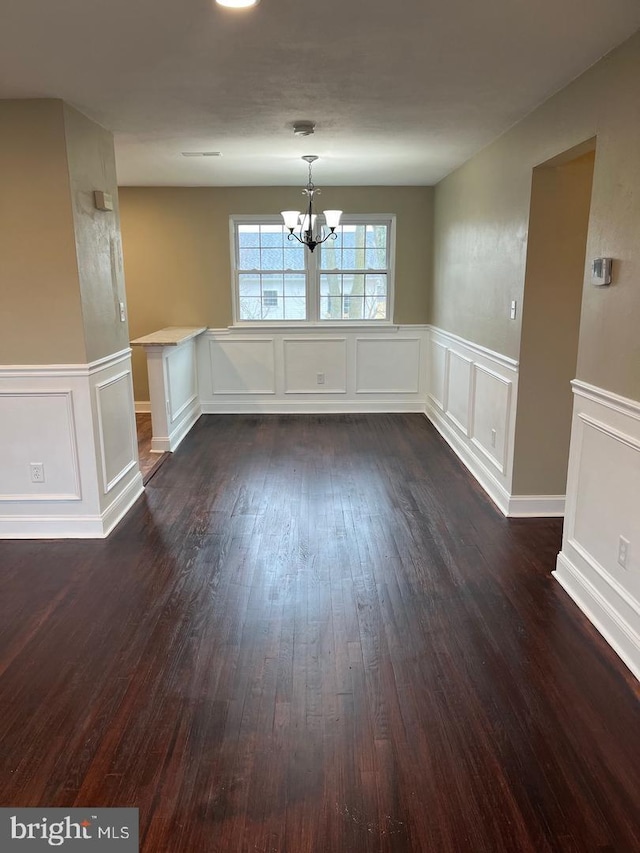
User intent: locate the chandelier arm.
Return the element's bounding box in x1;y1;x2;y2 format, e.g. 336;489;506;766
315;229;338;246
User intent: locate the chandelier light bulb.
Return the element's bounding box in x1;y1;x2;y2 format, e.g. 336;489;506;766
323;210;343;229
281;210;301;230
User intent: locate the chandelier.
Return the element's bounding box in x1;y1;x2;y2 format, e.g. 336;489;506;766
281;156;342;252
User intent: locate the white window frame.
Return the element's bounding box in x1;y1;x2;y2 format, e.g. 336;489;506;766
229;214;396;326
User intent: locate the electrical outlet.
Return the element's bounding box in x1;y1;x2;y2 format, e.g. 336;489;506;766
316;372;325;385
618;535;630;569
491;429;497;448
30;463;45;483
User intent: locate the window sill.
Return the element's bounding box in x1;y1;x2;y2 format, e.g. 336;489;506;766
229;321;398;331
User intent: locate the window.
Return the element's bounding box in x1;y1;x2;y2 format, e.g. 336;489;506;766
263;289;279;308
231;216;394;323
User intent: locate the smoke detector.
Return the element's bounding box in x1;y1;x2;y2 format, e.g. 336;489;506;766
293;121;316;137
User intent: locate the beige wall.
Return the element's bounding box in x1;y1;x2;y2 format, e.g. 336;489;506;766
0;99;128;366
432;30;640;403
63;104;130;363
120;185;433;400
0;100;86;364
512;150;595;495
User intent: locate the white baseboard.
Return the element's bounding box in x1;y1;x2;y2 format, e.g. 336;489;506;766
425;404;565;518
507;495;565;517
135;401;151;413
425;403;511;515
554;551;640;683
0;473;144;539
101;472;144;537
201;399;425;415
0;514;107;539
151;403;202;452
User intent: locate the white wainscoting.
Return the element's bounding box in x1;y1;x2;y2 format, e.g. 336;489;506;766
199;326;428;413
554;381;640;681
425;327;519;516
146;338;202;452
0;349;143;539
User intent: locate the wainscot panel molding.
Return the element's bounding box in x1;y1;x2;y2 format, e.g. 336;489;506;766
133;330;205;453
425;327;567;519
424;326;519;516
198;326;429;414
554;381;640;682
0;349;143;539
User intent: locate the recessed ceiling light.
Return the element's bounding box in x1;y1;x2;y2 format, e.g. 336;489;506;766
181;151;222;157
216;0;260;8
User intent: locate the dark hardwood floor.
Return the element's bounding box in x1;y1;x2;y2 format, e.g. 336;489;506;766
1;414;638;852
136;412;169;484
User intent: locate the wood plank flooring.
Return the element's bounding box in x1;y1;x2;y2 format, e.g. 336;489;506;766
0;414;638;852
136;413;169;484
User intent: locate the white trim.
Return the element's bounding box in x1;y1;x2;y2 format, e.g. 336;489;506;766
208;324;428;334
88;348;132;374
426;402;565;518
0;348;132;379
568;536;640;621
424;325;568;517
0;390;82;502
444;349;473;437
554;551;640;683
427;325;518;371
577;412;640;453
283;336;348;394
0;473;143;539
95;370;138;494
208;336;276;395
564;412;640;549
151;402;201;452
202;399;424;415
355;336;421;394
470;436;507;475
508;495;566;517
424;404;511;515
572;379;640;420
101;471;144;537
171;392;199;423
229;214;396;326
135;401;151;413
427;338;448;411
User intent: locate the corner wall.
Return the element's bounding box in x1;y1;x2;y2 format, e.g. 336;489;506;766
430;31;640;680
0;100;142;538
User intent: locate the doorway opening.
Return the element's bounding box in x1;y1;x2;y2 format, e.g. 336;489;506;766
512;139;596;500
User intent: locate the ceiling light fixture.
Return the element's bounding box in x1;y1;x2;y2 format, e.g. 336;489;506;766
215;0;260;7
281;156;342;253
293;121;315;137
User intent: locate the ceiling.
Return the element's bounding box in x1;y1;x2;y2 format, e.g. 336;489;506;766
1;0;640;186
